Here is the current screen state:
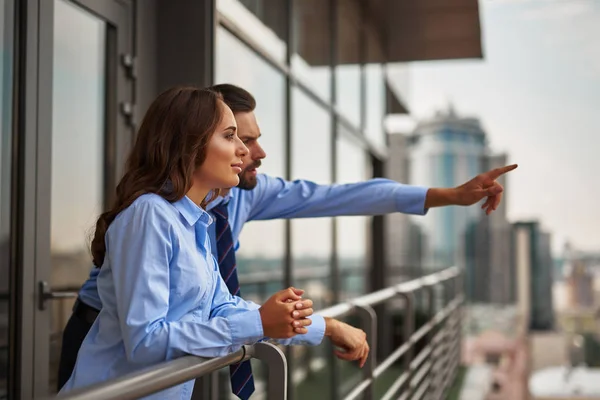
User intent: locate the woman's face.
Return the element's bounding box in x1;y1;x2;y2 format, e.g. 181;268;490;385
195;101;249;189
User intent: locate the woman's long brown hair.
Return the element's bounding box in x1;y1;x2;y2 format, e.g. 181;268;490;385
91;87;223;268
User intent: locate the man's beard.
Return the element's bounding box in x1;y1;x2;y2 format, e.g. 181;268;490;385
237;161;261;190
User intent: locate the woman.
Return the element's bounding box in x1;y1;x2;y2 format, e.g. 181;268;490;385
59;87;321;399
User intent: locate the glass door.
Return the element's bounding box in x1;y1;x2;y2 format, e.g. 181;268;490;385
24;0;133;397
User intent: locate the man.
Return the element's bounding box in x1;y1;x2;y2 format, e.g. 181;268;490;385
58;83;517;392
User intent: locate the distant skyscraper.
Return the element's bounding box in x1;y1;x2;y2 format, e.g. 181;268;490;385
408;105;487;271
464;154;515;304
513;221;555;331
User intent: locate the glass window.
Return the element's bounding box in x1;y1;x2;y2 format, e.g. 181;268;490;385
215;24;288;396
50;0;107;390
0;0;14;396
217;0;287;62
291;0;332;101
215;25;287;302
290;86;333;399
335;131;371;398
336;133;370;300
335;0;362;128
291;86;332;306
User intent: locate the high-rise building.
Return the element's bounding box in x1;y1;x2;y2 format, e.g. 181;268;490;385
464;154;515;304
513;221;555;331
408;106;487;271
388;108;515;303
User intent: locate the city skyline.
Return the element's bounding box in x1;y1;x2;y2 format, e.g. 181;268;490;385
388;0;600;254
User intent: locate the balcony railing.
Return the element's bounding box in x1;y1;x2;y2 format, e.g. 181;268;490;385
45;266;463;400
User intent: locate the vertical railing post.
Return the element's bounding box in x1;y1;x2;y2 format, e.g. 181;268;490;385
436;280;450;400
354;304;377;400
396;290;415;398
422;283;437;399
248;342;288;400
454;272;464;385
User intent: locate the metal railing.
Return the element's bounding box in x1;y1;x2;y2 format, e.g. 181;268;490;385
315;266;463;400
50;342;287;400
47;266;462;400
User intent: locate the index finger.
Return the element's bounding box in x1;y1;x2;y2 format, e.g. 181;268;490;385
484;164;518;180
359;345;369;368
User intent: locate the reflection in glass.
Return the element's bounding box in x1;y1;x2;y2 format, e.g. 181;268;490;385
50;0;106;390
215;25;286;295
291;86;333;398
0;0;13;396
335;0;362;128
291;0;332;101
217;0;287;62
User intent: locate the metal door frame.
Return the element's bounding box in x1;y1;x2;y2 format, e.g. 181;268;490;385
18;0;133;398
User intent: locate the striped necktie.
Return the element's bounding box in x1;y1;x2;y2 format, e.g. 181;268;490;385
213;203;255;400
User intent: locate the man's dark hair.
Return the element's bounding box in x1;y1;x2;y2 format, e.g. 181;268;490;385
210;84;256;113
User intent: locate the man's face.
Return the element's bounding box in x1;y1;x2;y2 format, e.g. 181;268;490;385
234;111;266;190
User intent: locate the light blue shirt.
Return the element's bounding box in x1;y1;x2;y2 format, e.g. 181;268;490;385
79;175;429;310
61;194;325;399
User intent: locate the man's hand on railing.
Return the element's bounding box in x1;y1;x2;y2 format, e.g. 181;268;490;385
259;287;313;338
324;317;370;368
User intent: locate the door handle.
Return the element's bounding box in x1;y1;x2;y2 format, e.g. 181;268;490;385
38;281;78;311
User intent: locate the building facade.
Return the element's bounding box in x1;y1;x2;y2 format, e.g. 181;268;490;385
0;0;482;398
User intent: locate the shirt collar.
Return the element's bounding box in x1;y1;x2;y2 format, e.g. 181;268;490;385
205;189;235;212
172;196;213;226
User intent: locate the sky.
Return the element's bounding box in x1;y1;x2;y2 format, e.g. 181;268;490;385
388;0;600;255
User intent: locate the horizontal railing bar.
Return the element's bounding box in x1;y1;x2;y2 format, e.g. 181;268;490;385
380;371;410;400
411;377;430;400
374;293;461;381
409;346;432;371
352;287;398;308
317;267;459;318
409;320;433;345
411;361;431;389
54;347;247;400
316;302;354;319
342;378;373;400
374;342;410;378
